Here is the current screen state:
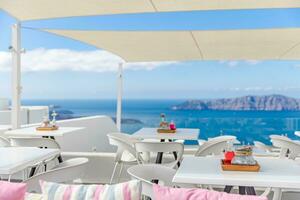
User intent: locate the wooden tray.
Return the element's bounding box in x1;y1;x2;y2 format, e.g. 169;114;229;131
36;126;59;131
221;160;260;172
157;129;176;134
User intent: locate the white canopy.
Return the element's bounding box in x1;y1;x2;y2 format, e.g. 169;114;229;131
44;28;300;62
1;0;300;21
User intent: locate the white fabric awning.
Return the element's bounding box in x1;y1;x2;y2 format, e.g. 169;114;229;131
1;0;300;21
44;28;300;62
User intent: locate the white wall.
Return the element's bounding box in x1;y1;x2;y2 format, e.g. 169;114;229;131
0;108;28;125
0;98;9;110
0;106;48;125
55;115;118;153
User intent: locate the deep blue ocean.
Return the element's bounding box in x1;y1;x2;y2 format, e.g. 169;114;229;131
22;99;300;145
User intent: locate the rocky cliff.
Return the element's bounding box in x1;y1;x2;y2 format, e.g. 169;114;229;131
172;95;300;111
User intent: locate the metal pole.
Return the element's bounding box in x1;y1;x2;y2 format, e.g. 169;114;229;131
116;63;123;131
11;23;22;129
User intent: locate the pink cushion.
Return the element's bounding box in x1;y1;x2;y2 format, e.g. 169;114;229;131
0;181;27;200
153;185;268;200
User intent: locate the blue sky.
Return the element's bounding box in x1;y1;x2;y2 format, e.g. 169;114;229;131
1;8;300;99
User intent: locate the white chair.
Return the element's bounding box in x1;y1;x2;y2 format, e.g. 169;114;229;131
107;133;140;184
24;157;89;193
253;141;280;154
135;141;184;168
195;138;233;157
0;136;10;147
270;135;300;160
10;137;61;176
208;135;240;144
127;164;271;200
10;137;61;149
127;164;177;199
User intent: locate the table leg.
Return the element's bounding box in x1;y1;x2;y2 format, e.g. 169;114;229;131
246;187;256;195
273;188;282;200
45;136;63;163
29;167;36;177
239;186;246;195
155;152;164;164
155;139;165;164
168;139;181;167
224;186;233;193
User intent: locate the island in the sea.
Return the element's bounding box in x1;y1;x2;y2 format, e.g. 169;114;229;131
172;94;300;111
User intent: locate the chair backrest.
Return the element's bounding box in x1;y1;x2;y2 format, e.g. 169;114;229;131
195;138;233;157
208;135;239;144
135;142;184;168
0;136;10;147
254;141;273;153
10;137;61;149
107;133;138;162
127;164;176;199
270;135;300;160
24;157;89;193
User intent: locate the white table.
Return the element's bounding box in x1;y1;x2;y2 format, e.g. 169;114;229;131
132;128;199;165
4;126;84;138
295;131;300;137
0;147;60;181
132;128;200;140
173;157;300;199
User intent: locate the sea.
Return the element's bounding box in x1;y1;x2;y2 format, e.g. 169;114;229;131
23;99;300;145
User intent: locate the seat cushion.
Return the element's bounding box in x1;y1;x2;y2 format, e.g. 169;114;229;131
0;181;27;200
153;184;268;200
40;180;141;200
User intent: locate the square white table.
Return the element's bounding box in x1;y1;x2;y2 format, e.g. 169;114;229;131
132;128;199;165
173;157;300;199
4;126;84;138
0;147;60;181
132;128;200;140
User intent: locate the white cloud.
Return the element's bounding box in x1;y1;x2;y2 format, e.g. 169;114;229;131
0;48;176;72
245;60;260;65
219;60;261;67
227;61;239;67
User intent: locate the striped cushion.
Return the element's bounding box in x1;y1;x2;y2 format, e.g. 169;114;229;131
40;180;141;200
25;193;44;200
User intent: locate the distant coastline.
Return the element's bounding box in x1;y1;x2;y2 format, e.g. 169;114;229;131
171;95;300;111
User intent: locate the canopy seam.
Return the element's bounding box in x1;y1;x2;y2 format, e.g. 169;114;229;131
149;0;158;12
279;41;300;60
190;31;204;60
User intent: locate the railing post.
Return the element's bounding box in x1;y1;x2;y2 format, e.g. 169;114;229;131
11;22;22;129
116;62;123;131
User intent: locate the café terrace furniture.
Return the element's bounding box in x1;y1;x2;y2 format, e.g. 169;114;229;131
107;133;140;184
253;141;279;153
4;126;85;139
194;137;235;157
25;157;89;193
132;128;199;165
173;156;300;200
0;147;60;181
10;137;62;175
270;136;300;160
135;141;184;167
127;164;177;199
132;128;199;141
5;126;84;162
